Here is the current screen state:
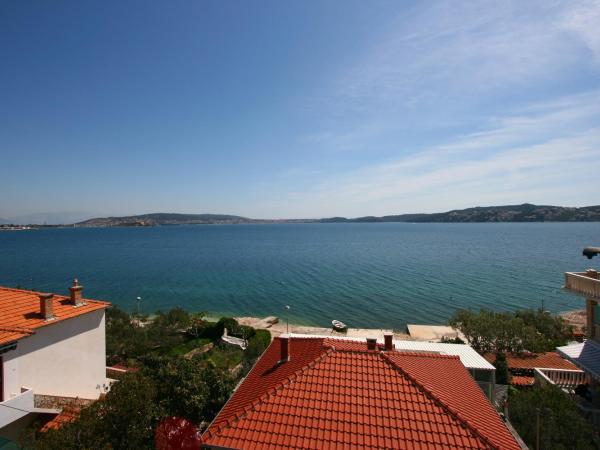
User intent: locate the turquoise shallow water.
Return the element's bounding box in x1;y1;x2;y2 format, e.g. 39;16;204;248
0;223;598;328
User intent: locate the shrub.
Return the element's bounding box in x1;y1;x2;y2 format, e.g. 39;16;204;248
509;384;599;449
449;308;573;354
493;353;510;385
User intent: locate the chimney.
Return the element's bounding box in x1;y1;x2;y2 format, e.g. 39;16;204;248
366;338;377;351
69;278;84;306
586;269;599;280
384;334;394;351
279;334;290;363
39;293;54;321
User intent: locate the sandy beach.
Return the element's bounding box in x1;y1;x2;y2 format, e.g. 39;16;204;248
235;316;412;340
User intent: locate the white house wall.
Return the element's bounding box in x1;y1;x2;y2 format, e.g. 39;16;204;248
2;310;107;400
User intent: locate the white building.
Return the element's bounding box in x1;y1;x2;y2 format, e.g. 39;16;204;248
0;280;110;438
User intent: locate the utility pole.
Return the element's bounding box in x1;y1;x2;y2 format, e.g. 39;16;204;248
536;407;540;450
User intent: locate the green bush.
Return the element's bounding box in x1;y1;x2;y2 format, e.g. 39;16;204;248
449;308;573;354
509;384;599;450
493;353;510;385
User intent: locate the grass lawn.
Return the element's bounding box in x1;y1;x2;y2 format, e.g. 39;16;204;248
203;344;244;370
164;337;212;357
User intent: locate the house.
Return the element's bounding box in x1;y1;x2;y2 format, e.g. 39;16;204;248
560;264;600;382
202;334;522;449
483;352;580;387
0;280;110;439
294;334;496;399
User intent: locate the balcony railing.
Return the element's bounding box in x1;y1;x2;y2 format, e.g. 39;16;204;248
534;368;588;392
564;272;600;299
534;366;600;428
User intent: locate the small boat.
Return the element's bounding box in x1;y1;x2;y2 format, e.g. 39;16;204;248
332;320;347;332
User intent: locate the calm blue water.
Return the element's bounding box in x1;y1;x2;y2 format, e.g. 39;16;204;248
0;223;598;329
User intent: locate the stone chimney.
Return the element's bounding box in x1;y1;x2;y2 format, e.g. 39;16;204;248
366;338;377;351
279;334;290;363
69;278;84;306
384;334;394;351
39;293;54;321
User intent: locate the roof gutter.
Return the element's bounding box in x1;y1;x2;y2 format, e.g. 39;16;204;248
0;341;17;354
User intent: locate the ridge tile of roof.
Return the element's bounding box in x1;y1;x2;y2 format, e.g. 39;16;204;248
203;337;521;450
0;286;110;345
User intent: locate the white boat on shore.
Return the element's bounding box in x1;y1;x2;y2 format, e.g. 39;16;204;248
332;320;347;331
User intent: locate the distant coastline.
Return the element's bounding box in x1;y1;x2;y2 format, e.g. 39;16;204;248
73;203;600;227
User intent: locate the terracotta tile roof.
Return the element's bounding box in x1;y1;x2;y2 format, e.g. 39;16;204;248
483;352;578;370
203;337;521;450
509;376;535;387
0;286;110;345
40;405;81;432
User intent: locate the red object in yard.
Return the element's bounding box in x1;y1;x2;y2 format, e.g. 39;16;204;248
155;417;202;450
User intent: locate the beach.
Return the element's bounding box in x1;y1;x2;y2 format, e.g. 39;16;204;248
236;316;412;340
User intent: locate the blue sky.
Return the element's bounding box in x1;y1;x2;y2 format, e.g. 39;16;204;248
2;0;600;222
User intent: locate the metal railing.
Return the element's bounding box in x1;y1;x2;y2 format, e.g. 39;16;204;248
534;367;588;391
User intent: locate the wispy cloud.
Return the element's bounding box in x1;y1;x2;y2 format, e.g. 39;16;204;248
279;91;600;217
335;1;599;105
301;0;600;155
263;1;600;217
561;0;600;63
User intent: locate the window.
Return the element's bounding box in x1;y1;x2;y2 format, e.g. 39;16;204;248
594;303;600;327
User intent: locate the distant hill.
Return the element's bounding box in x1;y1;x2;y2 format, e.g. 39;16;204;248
76;213;255;227
75;204;600;227
320;204;600;223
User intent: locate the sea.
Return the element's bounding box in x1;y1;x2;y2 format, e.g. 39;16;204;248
1;223;598;329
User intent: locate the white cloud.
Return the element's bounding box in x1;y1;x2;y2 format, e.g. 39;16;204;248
561;0;600;63
278;91;600;217
336;1;599;104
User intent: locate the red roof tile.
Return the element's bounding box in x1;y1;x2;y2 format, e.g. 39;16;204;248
483;352;577;370
0;286;110;345
40;405;81;432
509;376;535;386
203;337;520;450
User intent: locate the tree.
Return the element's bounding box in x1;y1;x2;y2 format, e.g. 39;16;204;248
32;362;234;449
34;373;164;450
449;308;574;354
515;309;574;351
144;357;234;423
493;353;510;385
509;384;599;449
154;307;191;330
188;312;208;338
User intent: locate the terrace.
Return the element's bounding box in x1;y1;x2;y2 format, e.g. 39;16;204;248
534;366;600;428
534;368;588;392
0;387;33;429
564;270;600;299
